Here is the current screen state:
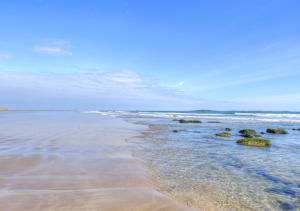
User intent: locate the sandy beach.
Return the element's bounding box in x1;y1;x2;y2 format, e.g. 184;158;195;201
0;111;193;211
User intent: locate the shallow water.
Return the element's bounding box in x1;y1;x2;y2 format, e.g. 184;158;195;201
119;111;300;210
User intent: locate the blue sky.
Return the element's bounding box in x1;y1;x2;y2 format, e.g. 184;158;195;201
0;0;300;110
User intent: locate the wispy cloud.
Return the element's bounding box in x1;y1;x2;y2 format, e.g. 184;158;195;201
3;70;290;110
34;41;72;56
175;81;185;87
0;52;15;60
0;70;202;110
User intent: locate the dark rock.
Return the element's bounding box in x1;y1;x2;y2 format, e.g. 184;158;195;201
237;138;271;147
172;129;179;133
241;134;254;138
178;119;202;123
216;132;231;138
260;132;266;134
239;129;257;138
225;128;232;131
207;121;221;123
266;128;288;134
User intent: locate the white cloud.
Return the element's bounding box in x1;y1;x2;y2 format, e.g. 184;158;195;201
4;70;293;110
0;52;15;60
34;41;72;56
175;81;185;87
0;70;202;110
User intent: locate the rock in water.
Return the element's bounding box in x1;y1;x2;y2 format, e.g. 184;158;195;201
207;121;221;123
216;132;231;137
266;128;288;134
237;138;272;147
239;129;257;138
225;128;232;131
178;119;201;123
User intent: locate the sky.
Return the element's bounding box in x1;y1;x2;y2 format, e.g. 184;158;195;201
0;0;300;111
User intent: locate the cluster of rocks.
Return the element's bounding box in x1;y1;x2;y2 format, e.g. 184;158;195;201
215;128;289;147
171;119;293;147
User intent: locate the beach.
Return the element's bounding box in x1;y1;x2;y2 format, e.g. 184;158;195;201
1;110;300;211
0;111;193;211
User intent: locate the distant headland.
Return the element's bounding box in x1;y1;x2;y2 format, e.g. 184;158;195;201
0;107;7;112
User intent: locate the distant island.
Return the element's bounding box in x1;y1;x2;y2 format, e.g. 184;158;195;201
0;107;7;112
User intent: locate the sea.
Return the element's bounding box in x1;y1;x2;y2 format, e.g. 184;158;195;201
84;110;300;210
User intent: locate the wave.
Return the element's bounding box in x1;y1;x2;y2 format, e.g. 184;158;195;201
81;110;300;123
234;112;300;118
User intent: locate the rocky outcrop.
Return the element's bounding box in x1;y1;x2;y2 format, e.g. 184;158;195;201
216;132;231;137
266;128;288;134
237;138;272;147
177;119;202;123
239;129;257;138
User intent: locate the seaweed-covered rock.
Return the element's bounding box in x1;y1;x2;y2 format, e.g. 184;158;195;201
266;128;288;134
239;129;257;138
225;128;232;131
178;119;201;123
237;138;271;147
216;132;231;137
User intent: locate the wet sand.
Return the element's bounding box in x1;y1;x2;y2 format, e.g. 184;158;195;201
0;112;193;211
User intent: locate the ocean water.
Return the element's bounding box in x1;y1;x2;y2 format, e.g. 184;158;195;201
94;110;300;210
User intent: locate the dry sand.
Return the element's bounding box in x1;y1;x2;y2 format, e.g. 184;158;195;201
0;112;194;211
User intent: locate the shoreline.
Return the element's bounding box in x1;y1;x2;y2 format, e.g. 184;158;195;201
128;121;238;211
0;111;193;211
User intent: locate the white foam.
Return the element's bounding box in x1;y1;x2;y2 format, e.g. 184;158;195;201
81;111;300;123
234;112;300;118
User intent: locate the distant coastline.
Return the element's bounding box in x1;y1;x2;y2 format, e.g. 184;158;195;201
0;107;7;112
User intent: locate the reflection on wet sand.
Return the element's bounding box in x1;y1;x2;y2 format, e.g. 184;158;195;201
0;112;193;211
